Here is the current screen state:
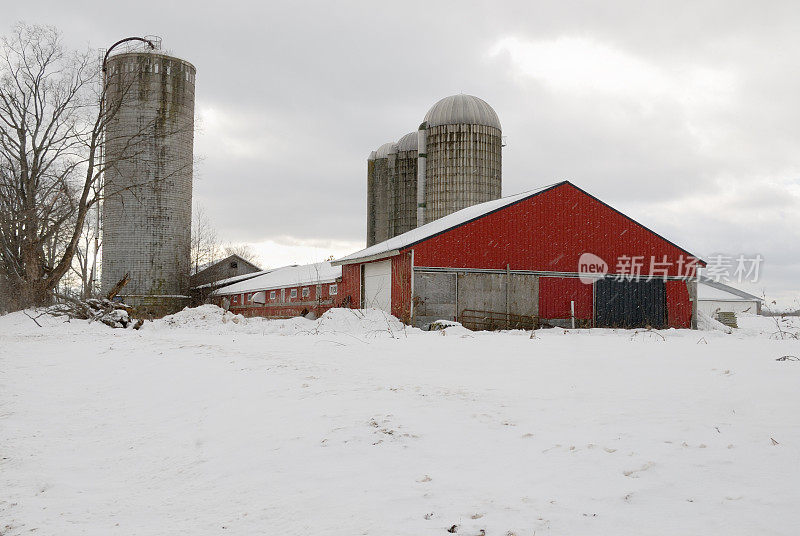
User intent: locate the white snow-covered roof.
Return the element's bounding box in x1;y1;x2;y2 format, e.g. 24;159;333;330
334;183;562;265
194;268;271;289
212;262;342;296
698;282;761;302
424;94;501;130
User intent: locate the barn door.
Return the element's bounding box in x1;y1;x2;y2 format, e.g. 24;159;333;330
362;260;392;313
595;278;667;329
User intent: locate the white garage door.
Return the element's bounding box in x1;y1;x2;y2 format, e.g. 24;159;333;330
363;260;392;313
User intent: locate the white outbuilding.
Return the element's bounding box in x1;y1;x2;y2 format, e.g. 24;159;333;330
697;278;762;318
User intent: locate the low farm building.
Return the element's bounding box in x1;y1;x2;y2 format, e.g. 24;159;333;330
211;262;343;318
333;181;706;329
190;254;262;288
697;278;763;317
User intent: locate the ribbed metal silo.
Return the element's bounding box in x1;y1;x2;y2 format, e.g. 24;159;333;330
392;132;418;237
368;142;397;246
100;46;196;312
421;94;502;224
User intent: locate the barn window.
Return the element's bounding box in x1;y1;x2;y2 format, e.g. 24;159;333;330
302;287;310;298
329;284;337;295
230;261;238;269
232;294;239;304
270;290;276;300
290;289;298;298
244;293;252;304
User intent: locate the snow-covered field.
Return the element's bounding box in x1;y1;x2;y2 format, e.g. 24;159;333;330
1;306;799;536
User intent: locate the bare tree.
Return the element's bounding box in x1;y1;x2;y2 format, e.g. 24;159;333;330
0;23;190;311
224;243;261;266
69;210;99;299
191;202;220;274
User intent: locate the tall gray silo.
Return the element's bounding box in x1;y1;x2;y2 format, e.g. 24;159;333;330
367;142;397;246
392;132;418;237
419;94;502;224
100;45;196;312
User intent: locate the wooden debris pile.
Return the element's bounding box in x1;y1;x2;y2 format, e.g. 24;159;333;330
47;273;143;329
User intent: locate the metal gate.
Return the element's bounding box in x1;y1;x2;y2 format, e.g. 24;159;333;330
413;271;457;327
595;278;667;329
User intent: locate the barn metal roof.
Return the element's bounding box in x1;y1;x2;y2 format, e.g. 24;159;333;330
211;262;341;295
396;131;418;152
423;94;502;130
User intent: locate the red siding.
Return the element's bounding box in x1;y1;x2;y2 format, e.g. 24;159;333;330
666;280;692;329
391;252;413;321
339;263;361;308
412;183;702;277
539;277;594;320
216;280;345;320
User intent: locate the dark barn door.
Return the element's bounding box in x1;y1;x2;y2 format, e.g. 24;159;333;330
595;278;667;329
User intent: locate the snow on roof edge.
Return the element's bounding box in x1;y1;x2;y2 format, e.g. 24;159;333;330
211;262;342;296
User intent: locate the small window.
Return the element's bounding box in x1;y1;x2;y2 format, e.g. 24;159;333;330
270;290;276;300
245;293;252;305
154;63;159;74
302;287;310;298
290;289;298;298
329;284;337;295
230;261;238;269
232;294;239;304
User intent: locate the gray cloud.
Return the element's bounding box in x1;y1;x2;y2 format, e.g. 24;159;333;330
7;0;799;306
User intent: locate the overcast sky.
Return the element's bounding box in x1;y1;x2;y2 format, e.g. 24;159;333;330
8;1;800;307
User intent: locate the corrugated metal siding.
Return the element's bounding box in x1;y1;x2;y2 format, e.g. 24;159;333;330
411;183;702;277
666;280;692;328
595;279;667;328
539;277;593;319
340;264;361;308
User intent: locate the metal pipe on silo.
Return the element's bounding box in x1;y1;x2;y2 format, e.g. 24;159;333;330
366;150;377;246
416;122;427;226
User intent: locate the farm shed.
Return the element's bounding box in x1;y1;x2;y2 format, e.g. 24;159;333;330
211;262;343;318
697;278;763;318
190;254;262;288
333;181;705;330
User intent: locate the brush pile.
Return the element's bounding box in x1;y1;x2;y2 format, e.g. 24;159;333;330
45;272;143;329
47;295;143;329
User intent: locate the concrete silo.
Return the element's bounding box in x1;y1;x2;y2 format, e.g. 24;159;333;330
392;132;418;237
367;142;397;246
419;94;502;224
100;45;196;312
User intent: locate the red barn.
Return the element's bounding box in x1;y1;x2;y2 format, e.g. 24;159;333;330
333;181;704;329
